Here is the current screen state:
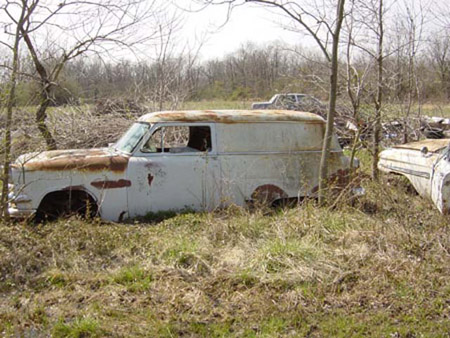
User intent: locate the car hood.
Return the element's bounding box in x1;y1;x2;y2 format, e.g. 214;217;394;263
13;148;130;172
391;138;450;153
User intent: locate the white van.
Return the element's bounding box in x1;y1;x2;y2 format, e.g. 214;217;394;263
8;110;356;222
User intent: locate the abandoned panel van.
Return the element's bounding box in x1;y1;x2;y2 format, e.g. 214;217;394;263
8;110;356;222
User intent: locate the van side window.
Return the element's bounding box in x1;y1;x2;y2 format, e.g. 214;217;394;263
142;125;212;153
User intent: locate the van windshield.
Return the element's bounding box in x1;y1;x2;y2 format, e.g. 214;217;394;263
114;122;150;154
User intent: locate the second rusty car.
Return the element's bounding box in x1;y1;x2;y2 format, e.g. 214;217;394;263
8;110;357;222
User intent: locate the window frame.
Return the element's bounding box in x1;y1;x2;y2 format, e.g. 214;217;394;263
137;122;216;156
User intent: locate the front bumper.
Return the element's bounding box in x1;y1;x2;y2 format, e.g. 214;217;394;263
7;186;35;219
8;206;36;218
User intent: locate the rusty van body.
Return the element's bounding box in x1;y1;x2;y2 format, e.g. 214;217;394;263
378;138;450;213
8;110;356;222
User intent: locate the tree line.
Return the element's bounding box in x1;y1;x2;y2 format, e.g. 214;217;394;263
3;37;449;107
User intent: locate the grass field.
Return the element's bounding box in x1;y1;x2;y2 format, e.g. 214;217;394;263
1;101;449;337
1;168;449;337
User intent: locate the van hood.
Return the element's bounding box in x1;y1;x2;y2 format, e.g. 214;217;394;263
13;148;130;172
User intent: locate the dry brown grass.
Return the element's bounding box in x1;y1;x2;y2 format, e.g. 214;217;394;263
1;174;449;337
0;103;449;337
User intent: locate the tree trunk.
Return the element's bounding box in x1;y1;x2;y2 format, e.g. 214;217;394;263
21;26;58;150
318;0;346;205
372;0;384;181
36;88;57;150
1;65;18;220
1;4;27;220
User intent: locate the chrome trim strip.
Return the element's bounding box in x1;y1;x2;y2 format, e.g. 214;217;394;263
379;163;430;179
217;150;342;156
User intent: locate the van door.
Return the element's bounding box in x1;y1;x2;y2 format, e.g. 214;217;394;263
126;123;219;218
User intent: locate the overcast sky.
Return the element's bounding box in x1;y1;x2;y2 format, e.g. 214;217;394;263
175;0;449;61
174;1;311;60
0;0;447;62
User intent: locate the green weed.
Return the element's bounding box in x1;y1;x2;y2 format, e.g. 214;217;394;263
52;317;103;338
111;265;152;292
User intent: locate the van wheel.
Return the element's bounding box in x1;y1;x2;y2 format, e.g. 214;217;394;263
251;184;288;206
35;190;98;222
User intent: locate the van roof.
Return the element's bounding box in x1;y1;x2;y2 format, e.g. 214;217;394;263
138;110;325;124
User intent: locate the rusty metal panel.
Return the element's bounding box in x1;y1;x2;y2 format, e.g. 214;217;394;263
138;110;325;124
10;148;130;221
13;148;129;172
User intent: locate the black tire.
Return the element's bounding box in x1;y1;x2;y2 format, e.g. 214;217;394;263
35;191;98;223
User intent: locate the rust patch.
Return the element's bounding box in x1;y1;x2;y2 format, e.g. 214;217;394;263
62;185;85;191
23;152;129;172
44;149;107;159
252;184;288;204
91;179;131;189
148;174;154;187
139;110;325;124
311;168;352;194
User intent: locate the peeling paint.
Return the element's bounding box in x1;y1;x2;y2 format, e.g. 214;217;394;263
62;185;85;191
91;179;131;189
311;168;352;194
147;174;154;187
15;148;129;172
138;110;325;124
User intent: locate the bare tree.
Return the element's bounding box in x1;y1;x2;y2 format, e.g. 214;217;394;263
348;0;386;180
343;0;372;170
390;1;426;144
2;0;161;150
148;12;199;111
429;33;450;100
0;2;27;220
